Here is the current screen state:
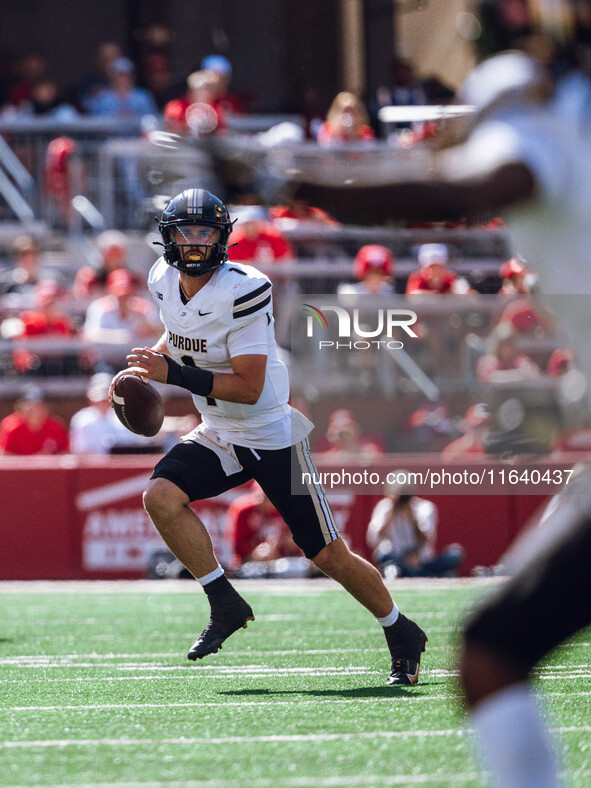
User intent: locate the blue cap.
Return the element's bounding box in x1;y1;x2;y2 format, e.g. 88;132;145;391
200;54;232;75
110;57;135;75
21;384;45;403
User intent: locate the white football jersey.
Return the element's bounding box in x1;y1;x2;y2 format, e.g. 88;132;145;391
148;258;312;449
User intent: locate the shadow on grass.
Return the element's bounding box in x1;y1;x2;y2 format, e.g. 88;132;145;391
220;685;432;699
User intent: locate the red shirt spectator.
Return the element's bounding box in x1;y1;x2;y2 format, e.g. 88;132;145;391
164;69;227;135
406;243;472;295
498;257;537;295
17;280;74;337
476;323;542;383
498;297;554;335
226;484;299;569
72;230;131;299
338;244;396;296
229;208;294;263
7;52;47;107
406;267;458;295
11;280;76;375
269;199;337;225
200;54;246;115
441;403;490;458
317;120;374;146
546;348;573;377
164;96;227;135
0;388;69;455
315;408;385;457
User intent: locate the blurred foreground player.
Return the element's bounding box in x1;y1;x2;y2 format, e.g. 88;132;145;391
290;1;591;781
460;481;591;788
109;188;427;685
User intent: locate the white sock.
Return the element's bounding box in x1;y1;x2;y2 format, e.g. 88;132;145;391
471;683;562;788
376;603;399;628
197;565;224;587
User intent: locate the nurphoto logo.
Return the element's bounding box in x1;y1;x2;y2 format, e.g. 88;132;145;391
302;304;418;350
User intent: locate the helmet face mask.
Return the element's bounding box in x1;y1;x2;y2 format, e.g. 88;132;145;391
158;189;233;277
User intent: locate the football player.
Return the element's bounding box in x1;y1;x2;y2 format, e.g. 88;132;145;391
109;188;427;685
287;1;591;785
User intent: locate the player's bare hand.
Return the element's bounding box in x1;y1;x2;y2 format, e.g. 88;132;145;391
126;347;169;384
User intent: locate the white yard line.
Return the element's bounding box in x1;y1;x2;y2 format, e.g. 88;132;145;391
0;669;382;684
0;729;464;748
0;774;484;788
9;773;591;788
2;726;590;750
0;654;450;670
0;645;441;664
0;577;500;594
4;775;590;788
4;664;591;684
6;696;457;712
2;662;590;683
0;580;336;595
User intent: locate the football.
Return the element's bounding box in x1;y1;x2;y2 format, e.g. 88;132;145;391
112;374;165;437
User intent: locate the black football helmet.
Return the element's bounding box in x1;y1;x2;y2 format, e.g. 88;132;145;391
157;188;233;276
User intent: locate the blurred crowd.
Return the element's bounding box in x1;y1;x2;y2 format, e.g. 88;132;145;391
0;40;455;145
0;25;586;574
0;221;579;458
0;45;249;125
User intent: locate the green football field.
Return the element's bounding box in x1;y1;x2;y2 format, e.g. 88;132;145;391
1;579;589;788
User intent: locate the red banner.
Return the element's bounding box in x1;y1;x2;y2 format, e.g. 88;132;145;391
0;455;550;579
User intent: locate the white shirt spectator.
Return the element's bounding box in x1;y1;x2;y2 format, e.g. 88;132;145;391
69;372;157;453
70;405;153;453
83;268;161;345
366;496;437;563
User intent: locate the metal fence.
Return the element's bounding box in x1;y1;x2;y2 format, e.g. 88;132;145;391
0;115;305;231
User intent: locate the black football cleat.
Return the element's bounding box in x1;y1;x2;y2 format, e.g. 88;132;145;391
385;613;428;686
187;595;254;661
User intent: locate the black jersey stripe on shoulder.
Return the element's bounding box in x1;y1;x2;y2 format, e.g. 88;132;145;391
233;294;271;319
228;266;247;275
233;281;272;307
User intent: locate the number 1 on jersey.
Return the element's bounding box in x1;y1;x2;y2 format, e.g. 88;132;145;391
180;355;217;406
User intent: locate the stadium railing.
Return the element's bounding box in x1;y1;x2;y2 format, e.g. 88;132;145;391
0;114;305;231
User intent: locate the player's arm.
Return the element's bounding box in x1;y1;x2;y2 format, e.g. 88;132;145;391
122;348;266;404
292;161;535;225
123;349;266;405
125;287;270;403
209;354;266;404
207;312;269;404
150;332;169;354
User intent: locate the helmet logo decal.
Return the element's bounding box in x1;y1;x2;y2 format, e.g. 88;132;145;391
187;188;204;216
